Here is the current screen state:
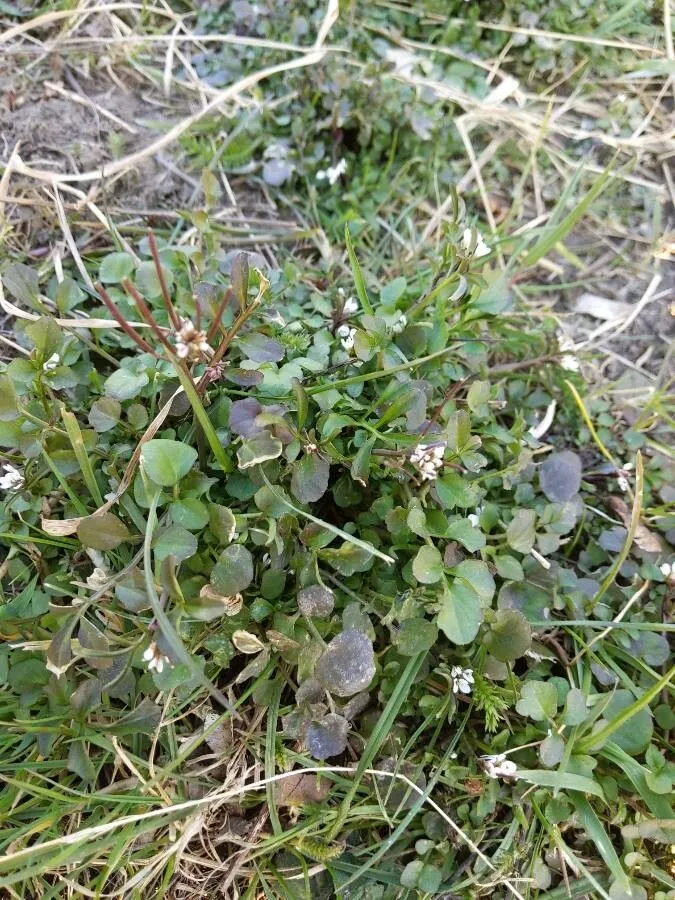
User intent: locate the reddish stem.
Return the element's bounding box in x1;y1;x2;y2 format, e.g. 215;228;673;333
122;279;176;356
206;287;234;343
95;283;157;356
147;230;181;330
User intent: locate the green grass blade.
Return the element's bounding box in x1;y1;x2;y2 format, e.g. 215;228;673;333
570;795;629;891
265;679;283;836
60;407;104;507
516;770;604;798
328;651;427;838
520;156;616;268
344;225;374;315
175;366;232;473
260;470;394;564
577;665;674;753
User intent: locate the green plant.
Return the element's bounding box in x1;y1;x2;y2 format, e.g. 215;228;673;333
0;206;672;897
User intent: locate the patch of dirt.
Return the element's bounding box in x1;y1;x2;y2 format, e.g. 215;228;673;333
0;63;193;245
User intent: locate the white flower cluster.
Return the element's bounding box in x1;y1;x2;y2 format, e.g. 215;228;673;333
337;323;356;352
338;287;358;315
467;507;483;527
316;158;347;186
451;666;474;695
143;641;172;674
410;443;445;481
482;753;518;780
557;330;580;372
42;353;60;373
461;228;491;258
0;463;24;492
175;319;211;361
391;313;407;335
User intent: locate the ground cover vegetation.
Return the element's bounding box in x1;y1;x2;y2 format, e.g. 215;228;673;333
0;0;673;897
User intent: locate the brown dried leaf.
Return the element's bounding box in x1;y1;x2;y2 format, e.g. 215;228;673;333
607;496;663;553
274;772;331;807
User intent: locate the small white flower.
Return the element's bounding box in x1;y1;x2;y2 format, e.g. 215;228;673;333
560;354;580;372
617;475;629;492
343;295;359;315
410;443;445;481
467;512;480;527
86;568;109;591
557;330;580;372
337;324;356;352
316;158;347;186
0;463;25;492
391;313;407;335
143;641;171;675
174;319;211;361
617;93;626;102
42;353;60;373
462;228;491;258
482;753;518;780
660;562;672;579
451;666;474;695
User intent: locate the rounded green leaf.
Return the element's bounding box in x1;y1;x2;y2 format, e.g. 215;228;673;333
516;680;558;721
485;609;532;661
394;619;438;656
602;690;653;755
454;559;495;602
437;580;483;645
77;513;131;551
211;544;254;596
141;440;198;486
539;451;582;502
153;524;198;562
88;397;121;433
412;545;443;584
104;368;149;401
99;252;135;284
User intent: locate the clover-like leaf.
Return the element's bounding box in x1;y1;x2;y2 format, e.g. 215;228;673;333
152;524;198;563
211;544;254;596
539;733;565;767
298;585;335;618
88;397;121;433
454;559;495;602
506;508;536;554
412;545;443;584
516;680;558;721
315;630;376;697
291;453;330;503
539;451;582;502
306;713;349;759
237;433;283;469
394;619;438;656
104;367;149;401
99;252;135;284
141;440;197;486
485;609;532;661
77;513;131;551
437;580;483;645
563;688;588;726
